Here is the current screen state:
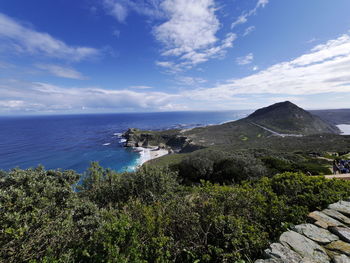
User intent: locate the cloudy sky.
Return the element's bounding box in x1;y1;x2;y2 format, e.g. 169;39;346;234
1;0;350;114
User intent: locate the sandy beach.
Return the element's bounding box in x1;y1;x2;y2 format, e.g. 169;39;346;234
337;124;350;135
134;146;169;167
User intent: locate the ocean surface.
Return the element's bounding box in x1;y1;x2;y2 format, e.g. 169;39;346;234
0;111;250;173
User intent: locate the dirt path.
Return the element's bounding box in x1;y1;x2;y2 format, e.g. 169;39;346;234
250;122;303;137
325;173;350;180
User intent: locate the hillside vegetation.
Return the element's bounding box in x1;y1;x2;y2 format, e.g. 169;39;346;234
2;102;350;262
1;164;350;262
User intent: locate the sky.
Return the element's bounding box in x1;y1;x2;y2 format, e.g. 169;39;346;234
0;0;350;115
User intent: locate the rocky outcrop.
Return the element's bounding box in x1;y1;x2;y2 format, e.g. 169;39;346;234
123;128;205;153
123;128;155;147
255;199;350;263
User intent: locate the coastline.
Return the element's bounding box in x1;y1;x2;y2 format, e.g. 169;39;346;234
134;146;169;167
337;124;350;135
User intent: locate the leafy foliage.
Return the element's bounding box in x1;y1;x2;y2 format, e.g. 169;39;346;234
1;164;350;262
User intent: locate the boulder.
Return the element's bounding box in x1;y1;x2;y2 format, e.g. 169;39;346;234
293;223;339;244
325;240;350;256
330;227;350;243
332;254;350;263
264;242;302;263
328;202;350;217
255;259;283;263
323;209;350;226
308;211;344;229
279;231;330;262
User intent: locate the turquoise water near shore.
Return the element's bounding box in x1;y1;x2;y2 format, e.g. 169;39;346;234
0;111;250;173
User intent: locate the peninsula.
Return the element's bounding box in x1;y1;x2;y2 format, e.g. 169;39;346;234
123;102;349;175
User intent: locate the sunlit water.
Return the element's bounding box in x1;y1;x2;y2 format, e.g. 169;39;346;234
0;111;250;173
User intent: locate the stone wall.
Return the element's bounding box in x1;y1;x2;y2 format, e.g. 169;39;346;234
255;199;350;263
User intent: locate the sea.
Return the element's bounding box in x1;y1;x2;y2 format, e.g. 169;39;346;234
0;111;250;173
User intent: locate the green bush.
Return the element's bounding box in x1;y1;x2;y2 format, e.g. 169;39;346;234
1;165;350;262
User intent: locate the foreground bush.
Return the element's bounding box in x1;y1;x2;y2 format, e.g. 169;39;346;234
1;165;349;262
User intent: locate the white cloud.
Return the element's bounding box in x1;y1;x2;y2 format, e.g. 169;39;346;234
236;53;254;65
191;34;350;98
155;0;219;56
176;76;207;86
0;13;100;61
243;26;255;37
231;15;248;29
103;0;128;23
102;0;164;23
101;0;236;71
257;0;269;8
0;81;180;113
3;30;350;114
153;0;237;69
231;0;268;29
35;64;87;80
129;85;154;89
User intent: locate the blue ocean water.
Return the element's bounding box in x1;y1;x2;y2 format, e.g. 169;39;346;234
0;111;250;173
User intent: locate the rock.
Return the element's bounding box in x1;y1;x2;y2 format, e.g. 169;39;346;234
333;254;350;263
314;220;330;229
168;148;174;154
293;223;339;244
329;202;350;217
255;259;283;263
325;240;350;256
279;231;330;262
308;211;344;228
323;209;350;226
126;140;137;147
330;227;350;243
264;242;302;263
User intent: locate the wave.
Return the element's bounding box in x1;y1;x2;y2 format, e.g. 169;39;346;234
103;143;111;146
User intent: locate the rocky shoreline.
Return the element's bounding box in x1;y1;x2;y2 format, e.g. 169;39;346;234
122;128;203;154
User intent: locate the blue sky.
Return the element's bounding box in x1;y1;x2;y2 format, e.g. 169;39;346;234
0;0;350;114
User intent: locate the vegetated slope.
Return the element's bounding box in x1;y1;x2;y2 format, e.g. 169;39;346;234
181;101;340;147
310;108;350;125
2;165;350;262
181;119;271;147
246;101;340;135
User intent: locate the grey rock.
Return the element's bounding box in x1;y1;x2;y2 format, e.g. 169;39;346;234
293;223;339;244
323;209;350;226
279;231;330;262
329;201;350;217
264;242;302;263
326;240;350;256
308;211;344;228
333;254;350;263
331;227;350;243
255;259;283;263
301;259;321;263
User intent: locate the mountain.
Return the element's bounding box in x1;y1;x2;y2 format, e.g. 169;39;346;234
123;101;341;152
245;101;340;135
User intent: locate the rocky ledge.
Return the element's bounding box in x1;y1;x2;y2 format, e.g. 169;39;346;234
122;128;203;153
255;199;350;263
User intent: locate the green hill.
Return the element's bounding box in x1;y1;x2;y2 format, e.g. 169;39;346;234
123;101;344;153
181;101;340;147
246;101;340;135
